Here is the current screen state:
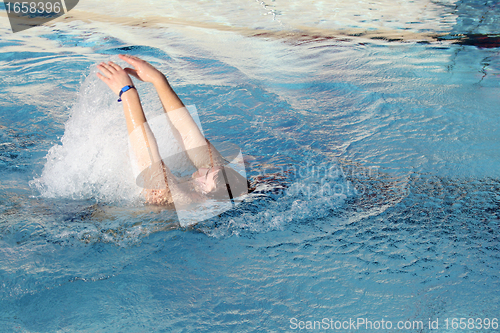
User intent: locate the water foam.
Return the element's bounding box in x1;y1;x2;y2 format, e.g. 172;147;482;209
197;160;353;237
29;58;353;235
30;60;186;203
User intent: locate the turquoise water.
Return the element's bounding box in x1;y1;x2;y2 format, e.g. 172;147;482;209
1;0;500;332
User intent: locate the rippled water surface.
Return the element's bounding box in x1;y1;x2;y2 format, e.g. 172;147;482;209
1;0;499;331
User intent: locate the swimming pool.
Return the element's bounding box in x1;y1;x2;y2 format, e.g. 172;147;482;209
1;0;499;331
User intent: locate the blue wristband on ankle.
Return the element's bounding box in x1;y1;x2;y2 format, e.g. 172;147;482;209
117;85;135;102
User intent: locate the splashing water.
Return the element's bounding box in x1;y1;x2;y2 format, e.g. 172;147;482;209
29;59;199;204
28;57;353;234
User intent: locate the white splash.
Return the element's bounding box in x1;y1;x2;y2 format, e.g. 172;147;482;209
30;61;188;203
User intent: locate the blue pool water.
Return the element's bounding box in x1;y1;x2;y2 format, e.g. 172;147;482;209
1;0;500;331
